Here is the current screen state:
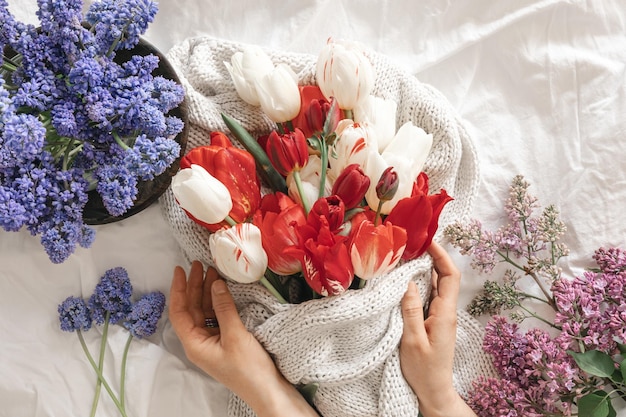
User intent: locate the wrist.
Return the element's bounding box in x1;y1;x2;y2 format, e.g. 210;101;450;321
418;389;477;417
246;375;319;417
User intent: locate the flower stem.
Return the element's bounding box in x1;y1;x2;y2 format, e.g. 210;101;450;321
519;305;561;330
112;131;131;150
374;200;384;226
293;170;311;213
260;276;288;304
120;334;133;412
90;312;111;417
496;250;556;309
76;331;128;417
224;215;237;227
317;139;328;200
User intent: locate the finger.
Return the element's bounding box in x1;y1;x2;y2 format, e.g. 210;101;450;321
401;281;428;344
202;267;219;317
187;261;206;326
210;279;248;344
169;266;196;337
430;268;439;302
202;267;220;336
427;242;461;307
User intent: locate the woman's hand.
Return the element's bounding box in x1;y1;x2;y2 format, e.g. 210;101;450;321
169;261;318;417
399;242;477;417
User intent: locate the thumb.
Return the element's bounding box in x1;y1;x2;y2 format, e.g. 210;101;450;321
401;281;427;342
211;279;247;341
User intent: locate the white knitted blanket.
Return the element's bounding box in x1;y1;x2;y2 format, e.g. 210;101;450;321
161;36;495;417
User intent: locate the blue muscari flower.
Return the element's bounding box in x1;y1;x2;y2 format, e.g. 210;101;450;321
95;158;138;216
85;0;158;52
124;291;165;338
164;116;184;138
88;267;133;325
68;56;105;95
121;54;159;78
0;80;13;115
41;222;81;263
0;153;92;262
0;1;17;64
150;76;185;113
84;87;116;133
51;101;79;138
125;135;180;180
58;296;92;332
0;113;46;168
12;67;58;112
36;0;83;32
1;0;183;264
0;186;28;231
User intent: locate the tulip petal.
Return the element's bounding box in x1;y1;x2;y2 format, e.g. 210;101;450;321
209;223;268;284
171;164;233;225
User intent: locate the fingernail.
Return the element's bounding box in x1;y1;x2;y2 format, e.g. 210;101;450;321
212;279;228;295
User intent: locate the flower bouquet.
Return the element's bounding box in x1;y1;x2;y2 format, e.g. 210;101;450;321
162;36;494;417
0;0;186;263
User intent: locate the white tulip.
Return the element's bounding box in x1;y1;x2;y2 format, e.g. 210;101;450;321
171;164;233;224
315;39;375;110
328;121;377;175
209;223;268;284
353;95;397;152
224;46;275;106
364;122;433;214
255;64;301;123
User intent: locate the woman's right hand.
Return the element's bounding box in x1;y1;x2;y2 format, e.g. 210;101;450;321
399;242;477;417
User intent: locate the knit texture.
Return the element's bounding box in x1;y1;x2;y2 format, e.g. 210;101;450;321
161;36;496;417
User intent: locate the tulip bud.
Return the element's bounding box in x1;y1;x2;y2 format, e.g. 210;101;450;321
209;223;268;284
364;122;433;215
265;128;309;176
376;167;399;202
332;164;370;209
171;164;233;225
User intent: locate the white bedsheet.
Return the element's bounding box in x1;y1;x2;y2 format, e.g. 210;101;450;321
2;0;625;415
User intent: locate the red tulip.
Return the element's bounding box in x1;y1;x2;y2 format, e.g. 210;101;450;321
349;220;407;280
285;217;354;296
253;192;307;275
265;128;309;176
331;164;370;209
308;195;346;233
291;86;342;138
180;131;261;232
385;172;453;260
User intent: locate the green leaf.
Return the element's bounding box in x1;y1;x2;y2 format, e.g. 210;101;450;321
607;400;617;417
296;382;319;409
221;113;287;194
618;343;626;355
577;392;610;417
568;350;616;378
621;358;626;384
